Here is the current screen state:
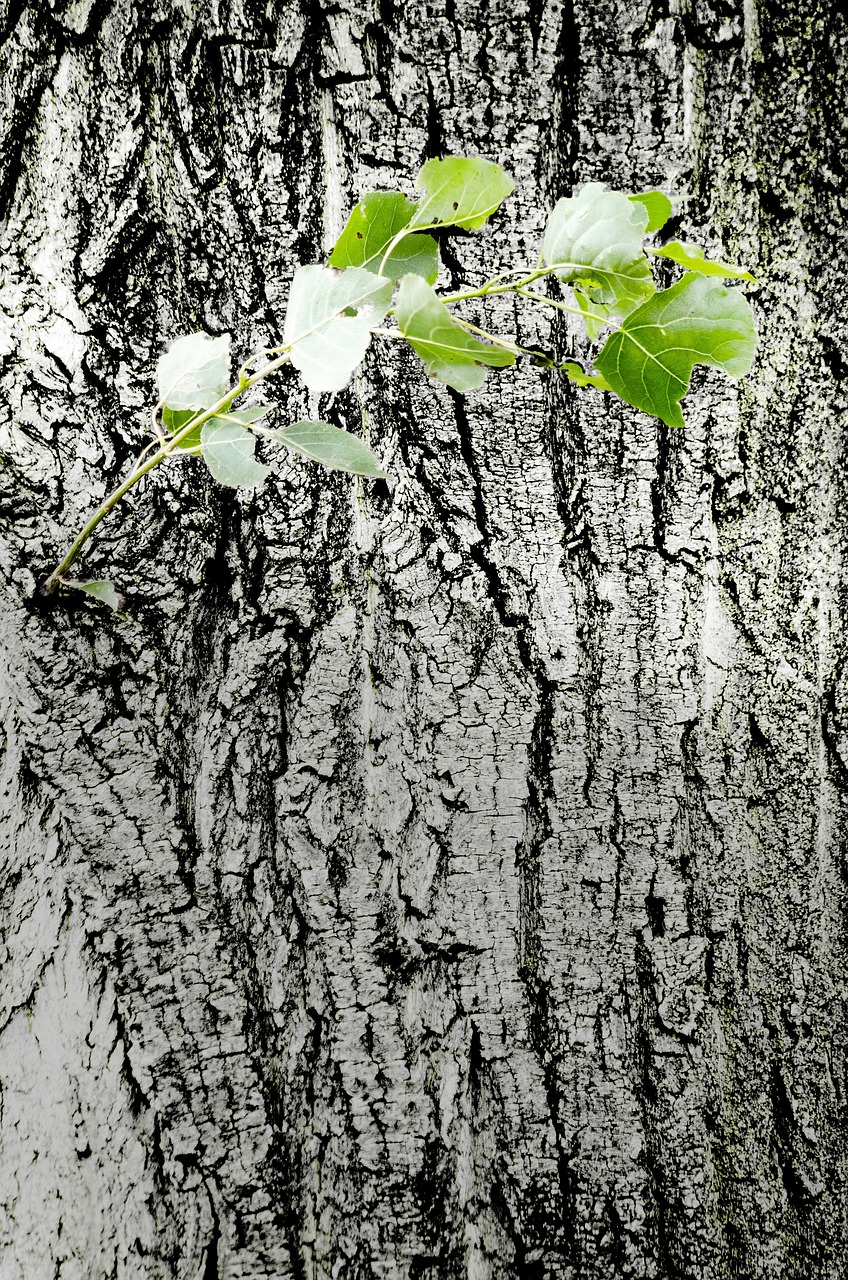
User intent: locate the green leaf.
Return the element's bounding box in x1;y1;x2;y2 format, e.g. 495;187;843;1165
200;416;271;488
409;156;514;231
165;405;271;451
542;183;654;317
65;579;125;611
650;241;756;281
628;190;673;233
561;361;611;391
594;273;757;428
284;265;393;394
163;406;203;449
210;406;273;428
157;332;230;410
329;192;439;284
574;288;610;340
395;273;515;393
267;420;387;476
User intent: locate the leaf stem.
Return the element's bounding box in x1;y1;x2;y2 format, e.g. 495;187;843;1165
514;287;610;327
41;355;291;595
449;315;530;356
439;263;560;305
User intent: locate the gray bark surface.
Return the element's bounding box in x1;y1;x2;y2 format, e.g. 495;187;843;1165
1;1;847;1277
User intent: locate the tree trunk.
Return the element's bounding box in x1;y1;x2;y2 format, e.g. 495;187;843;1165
1;1;846;1277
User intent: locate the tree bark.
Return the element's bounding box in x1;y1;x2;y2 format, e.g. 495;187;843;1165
1;1;847;1277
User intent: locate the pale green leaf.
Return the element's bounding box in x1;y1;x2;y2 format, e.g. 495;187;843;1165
594;273;757;428
200;418;271;487
157;332;230;410
543;183;654;317
267;420;386;476
628;190;673;233
409;157;514;231
284;265;393;394
650;241;756;281
574;288;610;340
165;405;271;451
395;273;515;393
66;579;125;611
211;407;273;427
329;192;439;283
561;361;612;391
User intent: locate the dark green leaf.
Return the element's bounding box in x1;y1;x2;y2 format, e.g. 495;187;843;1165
395;274;515;392
594;273;757;427
329;192;439;283
163;407;203;449
650;241;756;281
409;157;514;231
268;420;386;476
628;190;673;233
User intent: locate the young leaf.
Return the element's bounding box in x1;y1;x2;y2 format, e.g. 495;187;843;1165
329;192;439;284
267;420;387;476
163;406;203;450
409;156;514;231
542;183;654;316
395;273;515;393
200;418;271;488
157;332;230;410
65;579;125;611
628;190;673;233
284;265;393;394
594;273;757;428
650;241;756;281
561;361;612;391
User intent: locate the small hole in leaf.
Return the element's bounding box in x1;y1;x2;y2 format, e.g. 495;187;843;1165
343;306;358;317
452;202;459;210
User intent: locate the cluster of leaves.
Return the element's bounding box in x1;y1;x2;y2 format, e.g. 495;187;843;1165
45;155;757;602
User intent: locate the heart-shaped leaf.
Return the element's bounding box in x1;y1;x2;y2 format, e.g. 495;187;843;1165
594;273;757;427
329;192;439;284
409;157;514;231
628;190;673;233
157;332;230;410
395;274;515;393
543;183;654;318
284;265;393;394
650;241;756;281
268;420;386;476
200;412;271;487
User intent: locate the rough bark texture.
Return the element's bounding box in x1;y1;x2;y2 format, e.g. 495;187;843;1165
1;1;847;1277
